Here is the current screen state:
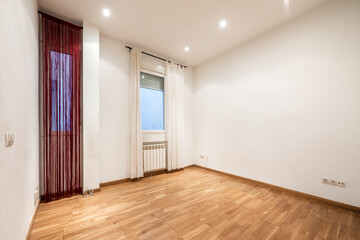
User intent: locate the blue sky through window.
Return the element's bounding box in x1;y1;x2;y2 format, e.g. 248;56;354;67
140;87;164;130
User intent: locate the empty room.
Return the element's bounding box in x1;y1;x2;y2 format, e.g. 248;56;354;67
1;0;360;239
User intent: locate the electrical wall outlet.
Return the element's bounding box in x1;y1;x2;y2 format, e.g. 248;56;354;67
199;155;209;167
322;177;346;188
34;185;39;207
5;132;15;148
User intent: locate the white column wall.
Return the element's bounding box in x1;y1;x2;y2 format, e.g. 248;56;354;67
83;22;101;190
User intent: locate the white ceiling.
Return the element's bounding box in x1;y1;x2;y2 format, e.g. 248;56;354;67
39;0;327;66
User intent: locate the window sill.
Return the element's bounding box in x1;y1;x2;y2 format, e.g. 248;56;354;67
142;130;166;134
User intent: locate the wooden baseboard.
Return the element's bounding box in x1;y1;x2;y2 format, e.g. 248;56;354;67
184;164;196;169
165;168;184;174
25;202;40;240
100;178;131;188
99;168;185;188
191;165;360;212
144;169;167;177
144;168;184;177
93;188;101;193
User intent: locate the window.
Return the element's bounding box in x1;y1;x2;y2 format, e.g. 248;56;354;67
51;51;73;131
140;72;165;130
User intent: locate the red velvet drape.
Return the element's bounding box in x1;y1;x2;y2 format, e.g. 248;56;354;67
41;13;82;202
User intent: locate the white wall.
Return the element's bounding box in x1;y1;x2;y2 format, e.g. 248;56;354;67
194;0;360;207
99;35;131;182
83;22;101;190
183;68;196;167
99;35;195;183
0;0;39;239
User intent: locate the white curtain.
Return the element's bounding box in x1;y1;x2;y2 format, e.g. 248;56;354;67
166;63;185;171
130;50;143;179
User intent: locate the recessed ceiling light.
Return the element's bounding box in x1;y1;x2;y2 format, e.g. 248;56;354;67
102;8;111;17
184;46;190;52
219;20;227;28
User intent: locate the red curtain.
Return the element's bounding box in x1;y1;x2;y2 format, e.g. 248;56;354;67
41;13;82;202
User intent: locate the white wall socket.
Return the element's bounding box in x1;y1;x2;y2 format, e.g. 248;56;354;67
5;132;15;148
34;186;39;207
322;177;346;187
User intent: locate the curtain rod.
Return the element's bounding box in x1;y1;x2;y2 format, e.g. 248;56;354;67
38;10;83;29
125;46;187;69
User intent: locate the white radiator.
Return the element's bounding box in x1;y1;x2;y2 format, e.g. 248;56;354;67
143;143;166;172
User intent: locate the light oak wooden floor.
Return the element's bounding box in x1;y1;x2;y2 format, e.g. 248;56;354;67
30;167;360;240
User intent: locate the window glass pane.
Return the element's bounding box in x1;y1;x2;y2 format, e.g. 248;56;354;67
140;72;164;130
51;51;73;131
